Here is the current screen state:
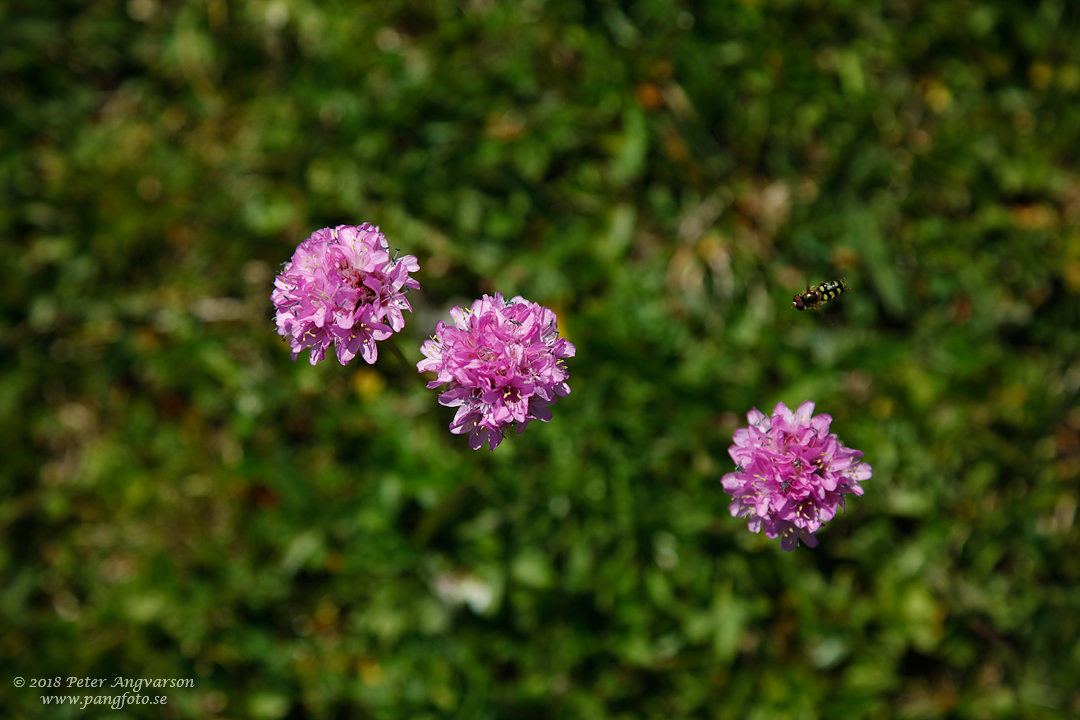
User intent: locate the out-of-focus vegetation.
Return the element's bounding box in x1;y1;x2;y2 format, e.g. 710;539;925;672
2;0;1079;717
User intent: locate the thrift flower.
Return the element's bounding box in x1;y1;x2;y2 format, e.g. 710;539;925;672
722;401;871;550
418;293;576;451
272;223;419;365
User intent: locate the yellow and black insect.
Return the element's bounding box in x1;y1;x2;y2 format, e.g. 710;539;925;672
791;278;849;311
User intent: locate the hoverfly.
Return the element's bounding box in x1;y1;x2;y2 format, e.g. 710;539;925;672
791;278;849;311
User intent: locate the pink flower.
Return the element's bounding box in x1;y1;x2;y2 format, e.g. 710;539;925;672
272;224;419;365
418;293;576;451
722;401;871;550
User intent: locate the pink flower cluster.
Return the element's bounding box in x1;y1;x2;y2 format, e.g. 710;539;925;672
417;293;576;451
272;224;419;365
722;401;871;550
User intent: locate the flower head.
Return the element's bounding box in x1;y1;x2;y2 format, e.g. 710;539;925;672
272;224;419;365
722;401;871;550
418;293;576;451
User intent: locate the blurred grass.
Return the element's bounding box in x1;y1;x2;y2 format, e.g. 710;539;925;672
2;0;1080;718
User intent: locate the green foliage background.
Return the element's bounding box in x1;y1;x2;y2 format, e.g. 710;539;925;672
3;0;1080;717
